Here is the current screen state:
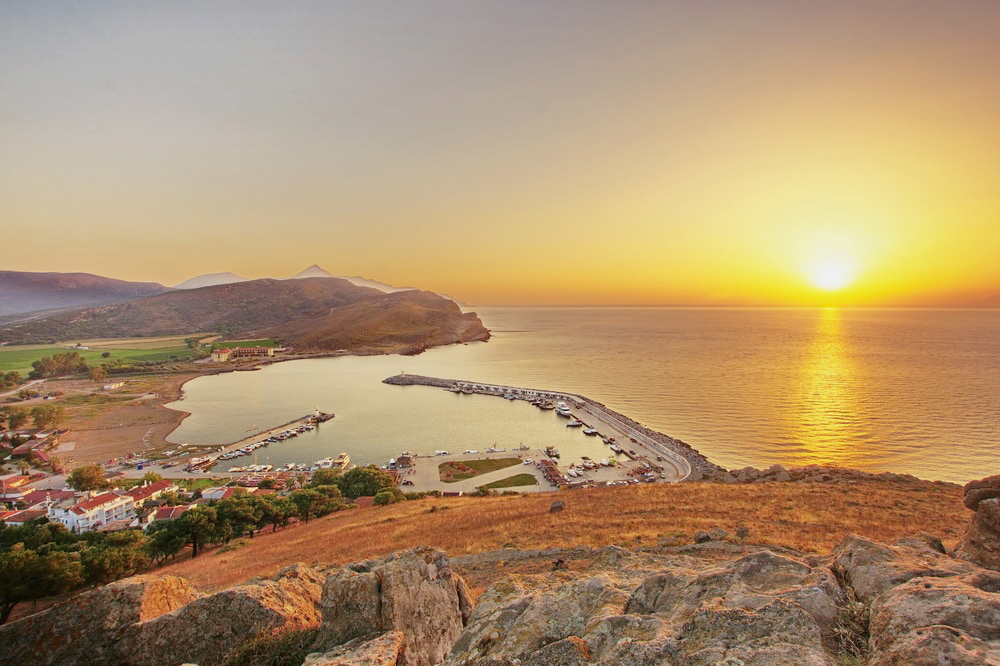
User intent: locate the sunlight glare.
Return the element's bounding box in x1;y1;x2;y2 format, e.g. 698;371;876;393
807;258;856;291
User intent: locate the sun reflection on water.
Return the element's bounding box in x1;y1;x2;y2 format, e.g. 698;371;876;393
792;308;868;468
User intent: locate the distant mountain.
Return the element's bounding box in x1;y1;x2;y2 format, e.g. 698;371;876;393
173;272;248;290
286;265;410;293
0;271;170;317
0;277;490;352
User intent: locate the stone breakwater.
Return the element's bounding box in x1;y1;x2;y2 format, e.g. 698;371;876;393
383;373;722;480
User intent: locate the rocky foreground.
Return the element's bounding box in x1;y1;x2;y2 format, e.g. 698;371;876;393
2;476;999;666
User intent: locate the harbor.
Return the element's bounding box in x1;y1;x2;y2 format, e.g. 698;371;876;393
383;373;702;489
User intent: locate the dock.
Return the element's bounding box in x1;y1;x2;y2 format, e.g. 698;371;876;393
384;374;710;482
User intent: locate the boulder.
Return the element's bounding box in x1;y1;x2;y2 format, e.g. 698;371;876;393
116;562;325;666
693;530;711;544
868;571;1000;664
963;474;1000;510
314;546;468;666
302;631;404;666
955;496;1000;571
549;500;565;513
832;534;975;604
0;575;200;666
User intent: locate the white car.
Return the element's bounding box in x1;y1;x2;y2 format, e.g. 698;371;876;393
523;459;533;465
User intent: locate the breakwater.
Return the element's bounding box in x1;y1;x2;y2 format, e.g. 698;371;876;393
384;374;723;481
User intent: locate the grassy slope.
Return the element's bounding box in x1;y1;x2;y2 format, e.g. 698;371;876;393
158;478;966;593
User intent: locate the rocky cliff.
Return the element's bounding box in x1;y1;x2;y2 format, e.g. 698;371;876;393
2;478;998;666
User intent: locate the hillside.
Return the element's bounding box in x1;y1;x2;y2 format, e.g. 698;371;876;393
0;277;490;351
172;272;248;289
0;270;169;317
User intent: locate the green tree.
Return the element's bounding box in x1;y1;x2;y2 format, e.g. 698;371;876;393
372;490;396;506
257;495;296;533
88;365;108;382
313;484;343;501
174;506;219;557
289;489;322;523
308;468;342;488
146;521;187;565
216;496;263;541
0;544;84;624
335;466;396;499
5;408;28;430
1;371;20;387
30;404;64;429
81;530;151;585
141;471;163;483
67;465;110;492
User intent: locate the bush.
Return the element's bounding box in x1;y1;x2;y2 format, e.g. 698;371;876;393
372;490;397;506
222;627;320;666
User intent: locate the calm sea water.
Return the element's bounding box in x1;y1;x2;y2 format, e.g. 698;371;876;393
167;308;1000;484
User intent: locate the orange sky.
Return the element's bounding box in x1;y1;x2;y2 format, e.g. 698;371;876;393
2;2;998;306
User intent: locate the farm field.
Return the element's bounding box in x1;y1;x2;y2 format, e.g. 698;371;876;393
0;338;202;375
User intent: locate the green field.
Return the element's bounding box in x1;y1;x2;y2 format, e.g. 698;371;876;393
0;344;195;375
439;457;522;483
482;473;539;489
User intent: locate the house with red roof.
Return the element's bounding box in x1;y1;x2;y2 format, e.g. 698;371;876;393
18;489;76;509
2;509;48;525
0;475;33;502
48;491;135;533
125;479;178;505
152;505;194;522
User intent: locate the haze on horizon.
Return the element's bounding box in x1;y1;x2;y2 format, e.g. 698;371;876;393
2;1;998;307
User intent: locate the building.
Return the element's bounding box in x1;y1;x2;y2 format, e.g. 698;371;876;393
0;476;33;502
18;488;75;509
211;348;233;362
230;346;275;359
48;492;136;533
151;504;193;523
1;509;47;525
103;381;125;391
125;479;178;505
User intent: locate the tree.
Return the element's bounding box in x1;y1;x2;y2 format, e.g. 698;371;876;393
101;351;111;358
67;465;110;492
1;371;20;387
216;496;263;541
88;365;108;382
372;490;397;506
30;404;64;429
174;506;219;557
141;471;163;483
5;408;28;431
335;466;396;499
81;530;151;585
0;544;84;624
289;489;322;523
308;468;342;488
257;495;296;533
146;521;187;565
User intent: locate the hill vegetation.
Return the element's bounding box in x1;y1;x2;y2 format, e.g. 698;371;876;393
0;278;490;352
0;271;168;317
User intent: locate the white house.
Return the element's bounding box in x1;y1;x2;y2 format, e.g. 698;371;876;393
48;492;135;533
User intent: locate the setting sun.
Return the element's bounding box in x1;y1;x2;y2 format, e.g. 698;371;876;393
807;258;856;291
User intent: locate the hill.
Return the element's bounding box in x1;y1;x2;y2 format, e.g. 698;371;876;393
172;272;248;289
0;277;490;351
0;270;169;317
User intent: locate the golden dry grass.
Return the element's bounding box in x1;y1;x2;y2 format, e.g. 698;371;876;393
158;478;967;593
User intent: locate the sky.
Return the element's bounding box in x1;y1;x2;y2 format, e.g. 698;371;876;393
2;1;998;306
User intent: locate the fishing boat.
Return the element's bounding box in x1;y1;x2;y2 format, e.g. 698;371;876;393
582;427;599;436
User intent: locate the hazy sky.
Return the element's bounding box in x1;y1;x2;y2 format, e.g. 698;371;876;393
2;1;998;305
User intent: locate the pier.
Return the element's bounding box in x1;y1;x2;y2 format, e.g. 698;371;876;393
384;374;698;483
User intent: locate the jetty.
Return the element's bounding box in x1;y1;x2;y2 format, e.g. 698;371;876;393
384;374;714;482
177;410;334;472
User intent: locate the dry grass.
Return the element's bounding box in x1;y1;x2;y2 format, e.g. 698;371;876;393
157;478;967;593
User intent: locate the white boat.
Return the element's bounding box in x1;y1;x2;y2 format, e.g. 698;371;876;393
583;427;599;436
610;444;623;453
463;449;479;454
566;420;584;427
600;459;610;467
435;450;451;456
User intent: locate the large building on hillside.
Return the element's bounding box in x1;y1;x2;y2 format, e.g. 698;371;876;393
211;346;275;362
48;492;135;533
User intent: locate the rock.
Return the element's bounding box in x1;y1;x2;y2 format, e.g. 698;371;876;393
314;546;468;666
955;493;1000;571
963;474;1000;510
868;571;1000;664
117;562;325;666
708;527;729;541
832;534;975;604
0;575;200;666
302;631;404;666
765;463;791;482
693;530;711;544
657;536;684;548
549;500;565;513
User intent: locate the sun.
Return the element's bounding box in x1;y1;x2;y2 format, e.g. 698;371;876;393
806;257;856;291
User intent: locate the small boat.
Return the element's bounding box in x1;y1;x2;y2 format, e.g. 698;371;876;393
610;444;623;453
600;459;610;467
463;449;479;455
583;427;599;436
566;420;584;427
544;446;560;458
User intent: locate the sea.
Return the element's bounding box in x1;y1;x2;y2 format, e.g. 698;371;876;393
166;307;1000;484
